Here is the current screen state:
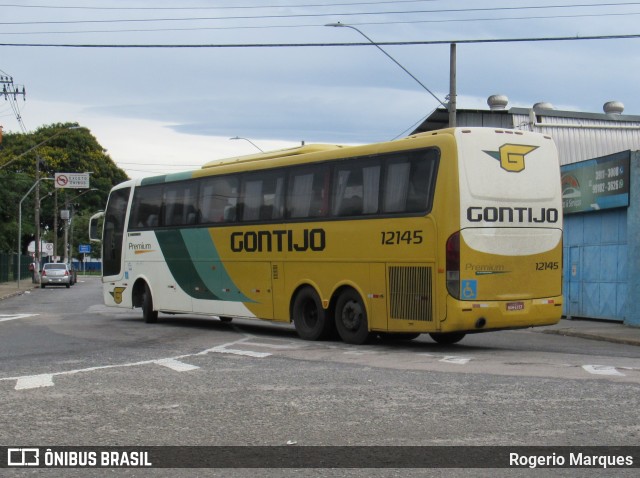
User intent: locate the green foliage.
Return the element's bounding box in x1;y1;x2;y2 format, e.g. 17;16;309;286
0;123;129;256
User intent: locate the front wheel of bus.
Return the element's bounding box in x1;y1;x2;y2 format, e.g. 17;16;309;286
142;284;158;324
292;287;333;341
429;332;465;345
334;289;372;345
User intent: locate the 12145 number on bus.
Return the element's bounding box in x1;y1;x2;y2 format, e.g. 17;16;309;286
381;230;424;245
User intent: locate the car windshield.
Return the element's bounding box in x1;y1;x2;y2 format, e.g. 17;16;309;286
45;264;67;270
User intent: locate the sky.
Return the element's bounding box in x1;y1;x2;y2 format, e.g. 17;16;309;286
1;0;639;178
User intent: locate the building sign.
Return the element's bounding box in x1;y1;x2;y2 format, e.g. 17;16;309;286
55;172;90;189
561;151;630;214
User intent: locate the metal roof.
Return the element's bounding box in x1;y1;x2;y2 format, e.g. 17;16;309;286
412;106;640;165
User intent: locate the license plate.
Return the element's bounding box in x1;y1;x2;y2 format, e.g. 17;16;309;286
506;301;524;311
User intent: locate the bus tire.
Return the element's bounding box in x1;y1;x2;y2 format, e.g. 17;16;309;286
334;289;372;345
142;283;158;324
292;287;333;341
429;332;465;345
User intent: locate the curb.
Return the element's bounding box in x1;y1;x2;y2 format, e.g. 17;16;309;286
0;284;38;302
541;328;640;347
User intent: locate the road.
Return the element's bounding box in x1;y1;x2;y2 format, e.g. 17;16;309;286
1;277;639;476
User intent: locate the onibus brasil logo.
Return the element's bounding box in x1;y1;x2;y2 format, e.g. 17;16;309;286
483;144;538;173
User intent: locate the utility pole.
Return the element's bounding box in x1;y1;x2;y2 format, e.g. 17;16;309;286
0;75;26;101
449;43;457;128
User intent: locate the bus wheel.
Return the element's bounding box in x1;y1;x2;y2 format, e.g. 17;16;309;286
292;287;333;341
429;332;465;345
334;289;372;345
142;283;158;324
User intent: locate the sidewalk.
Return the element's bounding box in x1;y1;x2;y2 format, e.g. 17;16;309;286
0;279;39;302
537;318;640;347
1;281;639;346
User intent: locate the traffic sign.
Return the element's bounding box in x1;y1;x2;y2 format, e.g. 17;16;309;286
55;172;90;189
78;244;91;253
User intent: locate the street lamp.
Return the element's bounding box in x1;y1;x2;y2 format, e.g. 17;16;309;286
17;177;53;289
325;23;456;126
229;136;264;152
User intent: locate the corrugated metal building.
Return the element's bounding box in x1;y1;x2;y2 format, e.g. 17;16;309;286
412;98;640;326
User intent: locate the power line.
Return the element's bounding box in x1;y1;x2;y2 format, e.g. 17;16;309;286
2;11;640;36
2;2;640;26
0;1;444;11
2;33;640;48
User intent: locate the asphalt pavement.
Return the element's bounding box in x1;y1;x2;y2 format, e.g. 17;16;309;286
1;278;639;347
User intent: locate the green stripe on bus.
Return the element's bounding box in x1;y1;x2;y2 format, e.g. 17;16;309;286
155;228;253;303
155;229;220;301
180;228;253;303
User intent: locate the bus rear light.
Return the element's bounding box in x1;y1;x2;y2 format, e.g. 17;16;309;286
446;231;460;299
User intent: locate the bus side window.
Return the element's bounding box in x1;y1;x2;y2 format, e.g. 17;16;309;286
163;182;199;227
240;171;285;222
332;161;380;217
287;165;329;218
199;176;239;224
382;150;438;214
129;184;163;229
383;161;411;213
406;157;437;212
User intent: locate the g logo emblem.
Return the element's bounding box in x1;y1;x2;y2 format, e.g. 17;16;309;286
484;144;538;173
110;286;126;304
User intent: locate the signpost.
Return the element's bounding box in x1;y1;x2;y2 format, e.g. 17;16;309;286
79;244;91;274
55;172;90;189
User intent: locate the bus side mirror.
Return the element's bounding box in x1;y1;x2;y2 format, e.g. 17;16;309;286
89;211;104;242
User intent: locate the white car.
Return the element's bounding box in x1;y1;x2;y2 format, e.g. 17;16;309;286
40;263;71;289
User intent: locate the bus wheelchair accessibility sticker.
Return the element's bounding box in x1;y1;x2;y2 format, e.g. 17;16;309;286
461;280;478;299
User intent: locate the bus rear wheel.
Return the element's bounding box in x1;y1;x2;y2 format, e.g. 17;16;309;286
292;287;333;341
334;289;372;345
429;332;465;345
142;283;158;324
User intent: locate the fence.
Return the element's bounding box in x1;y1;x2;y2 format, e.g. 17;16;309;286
0;253;33;283
1;254;102;283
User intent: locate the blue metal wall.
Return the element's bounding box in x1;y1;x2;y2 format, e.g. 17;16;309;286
563;209;628;321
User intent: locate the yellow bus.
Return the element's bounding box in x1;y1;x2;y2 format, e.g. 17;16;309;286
94;127;563;345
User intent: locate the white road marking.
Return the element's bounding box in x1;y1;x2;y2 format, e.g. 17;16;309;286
0;314;38;323
205;345;271;358
439;355;472;365
15;374;54;390
241;340;307;350
582;365;625;376
343;350;379;356
418;353;473;365
155;358;200;372
2;337;270;391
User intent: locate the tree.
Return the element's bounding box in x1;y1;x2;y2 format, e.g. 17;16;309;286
0;123;129;256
